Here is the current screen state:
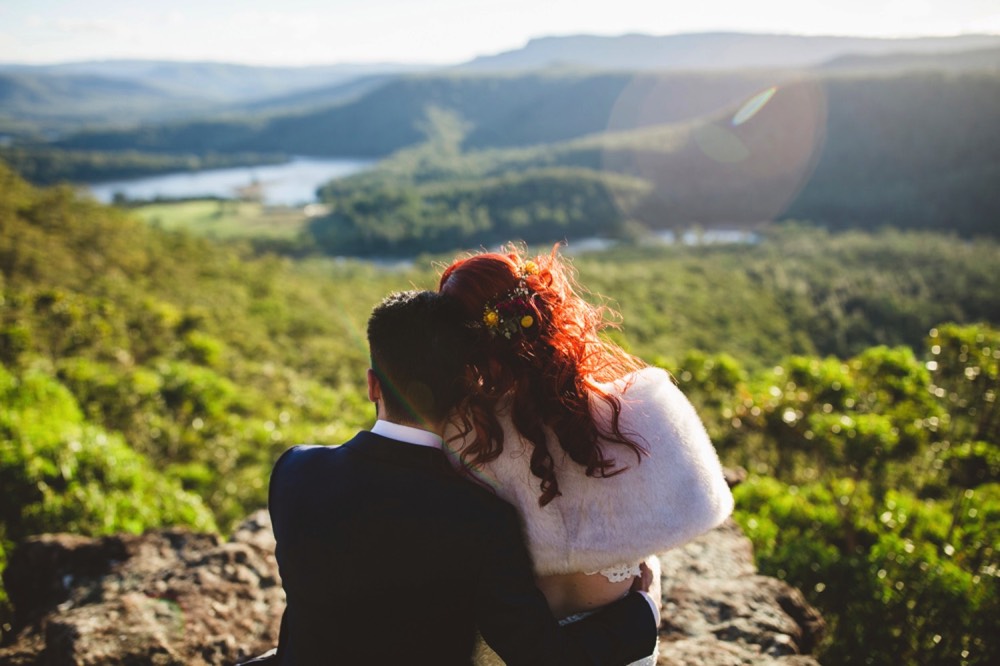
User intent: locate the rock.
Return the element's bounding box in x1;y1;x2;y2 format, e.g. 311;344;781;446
655;520;825;665
0;511;283;666
723;466;749;488
0;506;825;666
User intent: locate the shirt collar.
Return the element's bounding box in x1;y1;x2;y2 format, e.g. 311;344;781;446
370;420;443;450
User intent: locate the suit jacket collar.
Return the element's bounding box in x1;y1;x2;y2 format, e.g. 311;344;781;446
343;430;454;473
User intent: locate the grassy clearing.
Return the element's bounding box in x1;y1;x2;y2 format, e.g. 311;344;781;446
130;199;310;240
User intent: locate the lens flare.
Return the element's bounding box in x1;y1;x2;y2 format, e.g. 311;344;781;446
694;125;750;164
601;76;826;231
732;87;778;127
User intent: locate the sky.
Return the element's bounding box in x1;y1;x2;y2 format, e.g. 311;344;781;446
1;0;999;66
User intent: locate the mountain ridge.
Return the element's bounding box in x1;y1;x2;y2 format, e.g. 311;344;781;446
461;32;1000;71
821;45;1000;74
0;60;434;134
4;32;999;135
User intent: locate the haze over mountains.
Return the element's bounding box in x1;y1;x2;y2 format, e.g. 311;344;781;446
459;32;1000;71
820;45;1000;74
2;30;998;246
2;31;999;135
0;61;424;101
0;61;430;131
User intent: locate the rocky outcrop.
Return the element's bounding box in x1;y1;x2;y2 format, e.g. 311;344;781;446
656;519;825;665
0;513;281;665
0;490;824;665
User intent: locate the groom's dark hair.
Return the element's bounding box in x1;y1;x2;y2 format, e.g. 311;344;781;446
367;290;470;425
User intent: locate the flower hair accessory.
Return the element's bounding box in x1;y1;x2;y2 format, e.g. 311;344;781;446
480;261;540;339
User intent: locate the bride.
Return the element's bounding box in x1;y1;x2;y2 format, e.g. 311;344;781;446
438;245;734;665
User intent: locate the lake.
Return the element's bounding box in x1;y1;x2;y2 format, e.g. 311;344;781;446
85;156;373;206
562;229;759;255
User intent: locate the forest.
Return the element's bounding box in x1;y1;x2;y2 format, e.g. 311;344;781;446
301;72;1000;252
1;161;998;663
13;68;995;248
0;147;286;186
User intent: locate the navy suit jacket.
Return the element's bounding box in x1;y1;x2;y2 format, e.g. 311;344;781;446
268;431;657;665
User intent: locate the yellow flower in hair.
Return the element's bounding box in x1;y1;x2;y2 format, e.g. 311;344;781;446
522;260;539;276
483;309;500;328
520;315;534;328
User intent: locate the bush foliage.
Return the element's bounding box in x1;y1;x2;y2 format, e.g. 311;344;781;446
2;161;999;662
689;326;1000;663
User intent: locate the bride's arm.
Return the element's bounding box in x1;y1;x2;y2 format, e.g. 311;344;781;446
535;572;636;620
536;556;662;620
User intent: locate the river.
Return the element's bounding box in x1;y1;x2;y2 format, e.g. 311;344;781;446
85;156;373;206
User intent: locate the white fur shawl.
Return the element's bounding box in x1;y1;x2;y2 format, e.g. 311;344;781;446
444;367;734;576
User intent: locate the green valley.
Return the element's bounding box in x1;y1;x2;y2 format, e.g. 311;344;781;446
2;162;999;661
3;32;1000;663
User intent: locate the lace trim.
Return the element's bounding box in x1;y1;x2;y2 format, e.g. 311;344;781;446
586;561;642;583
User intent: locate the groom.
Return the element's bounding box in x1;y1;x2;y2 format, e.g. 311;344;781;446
265;290;659;665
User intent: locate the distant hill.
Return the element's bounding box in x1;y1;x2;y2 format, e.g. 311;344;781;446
238;74;396;115
54;70;796;156
0;60;432;103
785;72;1000;236
5;33;998;243
7;33;1000;137
0;71;192;124
821;46;1000;74
0;71;213;135
459;32;1000;72
0;60;433;135
305;71;1000;245
40;67;1000;243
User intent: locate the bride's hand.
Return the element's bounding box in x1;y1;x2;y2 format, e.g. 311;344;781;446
632;557;662;613
631;562;653;594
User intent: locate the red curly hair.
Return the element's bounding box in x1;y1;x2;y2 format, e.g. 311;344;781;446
439;244;647;506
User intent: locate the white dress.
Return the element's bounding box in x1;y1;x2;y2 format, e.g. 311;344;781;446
447;367;734;665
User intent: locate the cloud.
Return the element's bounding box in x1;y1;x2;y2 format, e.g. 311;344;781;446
163;11;186;27
28;15;134;37
230;10;327;38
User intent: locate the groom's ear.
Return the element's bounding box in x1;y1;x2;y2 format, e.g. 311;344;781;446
367;368;381;404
